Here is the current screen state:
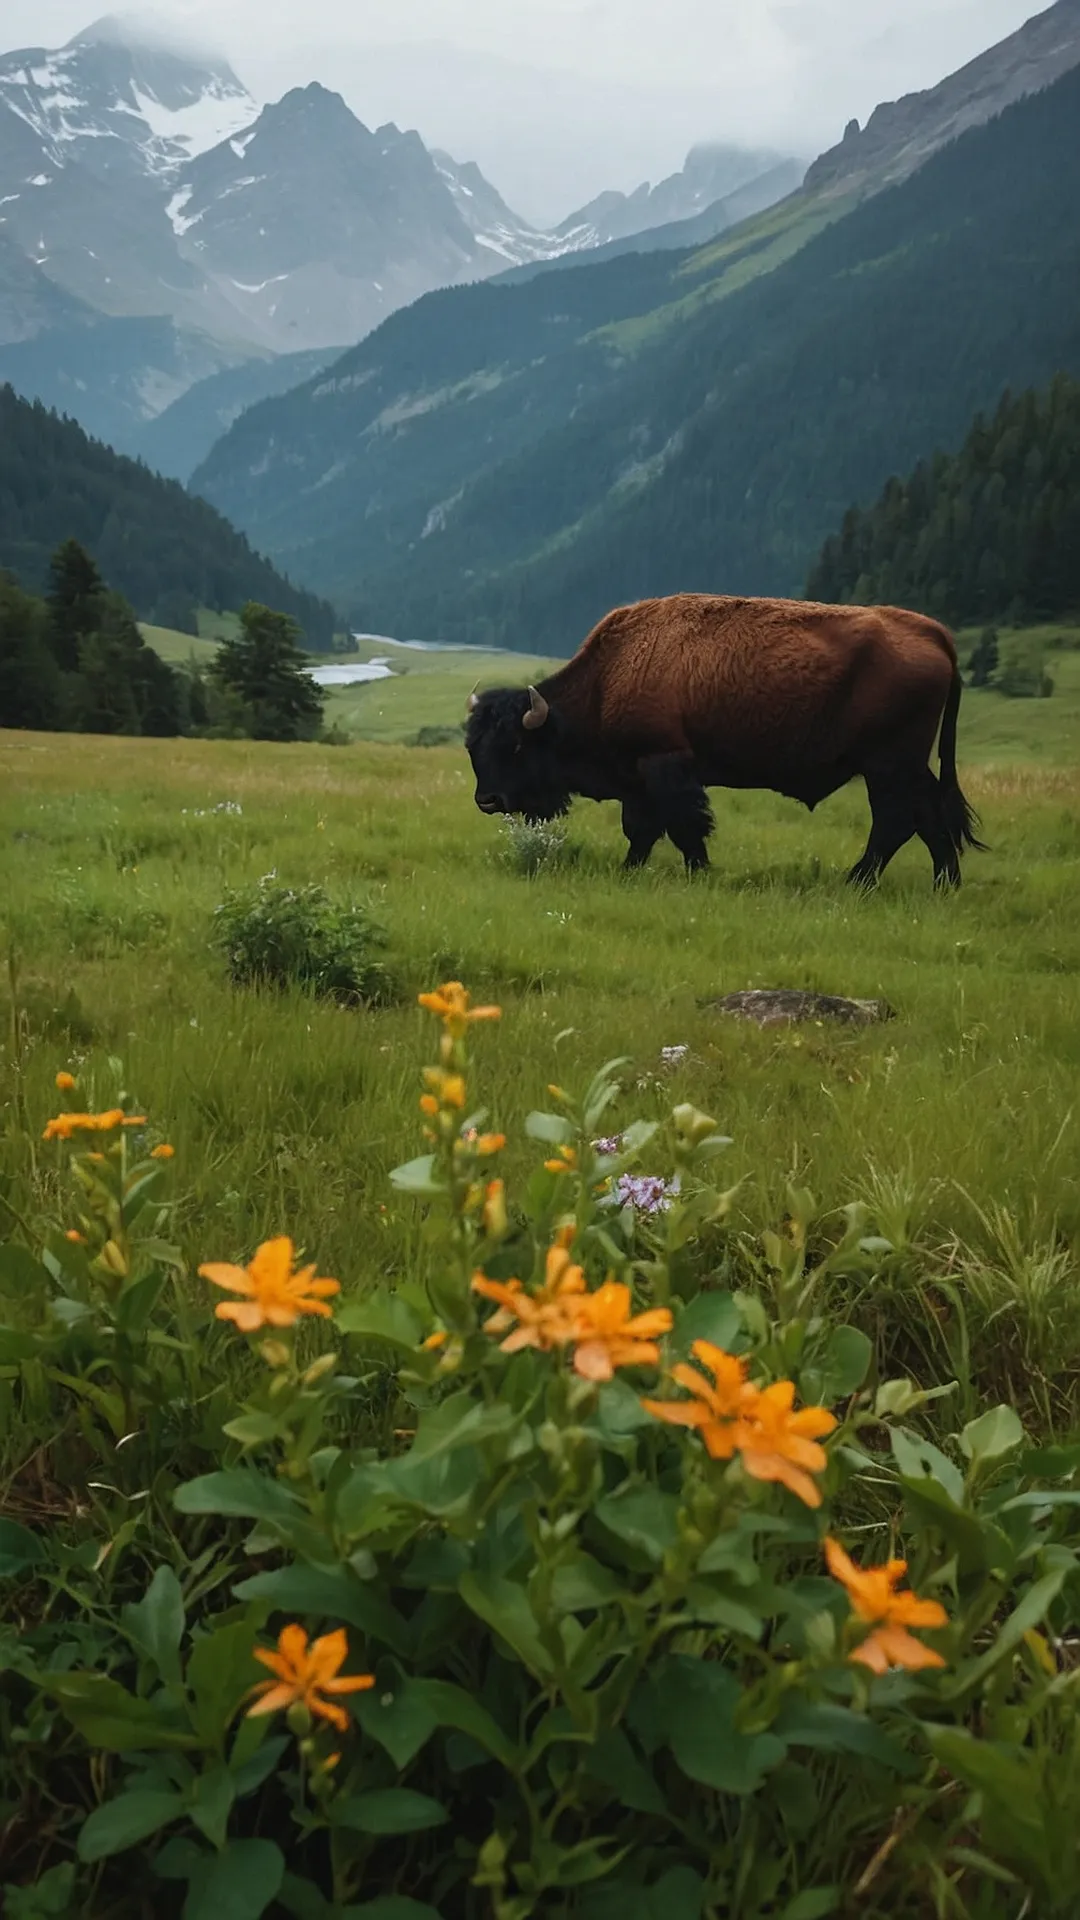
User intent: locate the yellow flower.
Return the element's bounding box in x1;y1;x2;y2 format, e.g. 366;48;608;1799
418;981;502;1038
570;1280;672;1382
737;1382;837;1509
42;1109;146;1142
151;1144;175;1160
482;1178;508;1238
545;1144;577;1175
247;1625;374;1733
643;1340;757;1459
200;1236;340;1331
422;1068;466;1110
825;1538;948;1673
55;1071;77;1092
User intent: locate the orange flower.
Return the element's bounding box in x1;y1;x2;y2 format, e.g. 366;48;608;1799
571;1281;672;1382
423;1329;449;1351
475;1133;506;1156
419;1094;439;1117
55;1071;77;1092
643;1340;758;1459
545;1144;577;1175
247;1625;374;1733
200;1236;340;1331
151;1144;175;1160
43;1109;146;1142
65;1229;86;1244
418;981;502;1038
737;1380;837;1509
422;1067;466;1110
825;1538;948;1673
473;1241;589;1353
482;1178;508;1237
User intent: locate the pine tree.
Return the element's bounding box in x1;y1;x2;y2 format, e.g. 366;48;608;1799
0;572;65;729
46;539;107;673
212;603;326;742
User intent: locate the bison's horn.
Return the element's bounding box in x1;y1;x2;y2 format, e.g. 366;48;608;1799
466;683;480;714
522;686;550;730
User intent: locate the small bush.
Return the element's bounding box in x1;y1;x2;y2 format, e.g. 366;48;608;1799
321;720;352;747
413;724;464;747
497;814;576;875
212;878;392;1003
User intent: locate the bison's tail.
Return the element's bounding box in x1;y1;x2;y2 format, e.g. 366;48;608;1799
939;669;988;854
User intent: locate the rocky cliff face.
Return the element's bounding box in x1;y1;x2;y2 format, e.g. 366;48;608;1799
806;0;1080;198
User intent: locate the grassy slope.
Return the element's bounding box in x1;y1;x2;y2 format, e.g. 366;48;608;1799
2;648;1078;1425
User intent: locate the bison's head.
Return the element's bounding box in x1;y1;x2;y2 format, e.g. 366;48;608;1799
464;685;571;823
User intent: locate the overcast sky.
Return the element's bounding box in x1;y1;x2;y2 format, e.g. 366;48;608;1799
3;0;1046;222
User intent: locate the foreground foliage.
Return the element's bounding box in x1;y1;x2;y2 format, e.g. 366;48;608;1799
1;988;1078;1918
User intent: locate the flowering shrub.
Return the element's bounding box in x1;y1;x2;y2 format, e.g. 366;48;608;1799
2;1004;1080;1917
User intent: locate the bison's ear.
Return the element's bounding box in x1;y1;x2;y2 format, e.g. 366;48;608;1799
522;686;550;731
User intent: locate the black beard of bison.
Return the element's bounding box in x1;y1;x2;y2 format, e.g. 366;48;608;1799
464;593;986;889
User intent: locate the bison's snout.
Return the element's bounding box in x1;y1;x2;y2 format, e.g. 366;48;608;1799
475;792;503;815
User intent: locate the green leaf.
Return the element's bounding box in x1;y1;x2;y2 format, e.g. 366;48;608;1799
122;1566;185;1685
222;1412;281;1448
660;1656;786;1794
945;1568;1068;1696
594;1486;681;1564
593;1377;655;1436
233;1564;411;1657
524;1111;574;1146
2;1861;75;1917
961;1405;1026;1468
183;1839;284;1920
114;1268;167;1333
925;1729;1042;1841
780;1893;841;1920
334;1790;448;1835
354;1672;437;1768
388;1155;445;1197
78;1790;185;1861
0;1244;53;1293
458;1569;554;1677
45;1673;198;1752
189;1765;236;1850
774;1699;918;1775
345;1903;445;1919
892;1429;965;1503
408;1394;517;1462
1000;1491;1080;1511
174;1472;306;1523
336;1288;425;1348
0;1327;45;1363
0;1517;46;1577
584;1728;666;1815
551;1555;624;1614
408;1677;517;1766
187;1620;261;1745
671;1290;741;1356
810;1326;873;1403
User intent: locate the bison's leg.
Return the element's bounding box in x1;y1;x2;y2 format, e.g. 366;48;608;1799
913;768;963;890
639;753;714;874
621;796;664;871
847;766;918;890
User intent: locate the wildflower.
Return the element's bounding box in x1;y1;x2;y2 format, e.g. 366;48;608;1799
418;981;501;1038
738;1382;837;1508
643;1340;757;1458
65;1229;86;1244
151;1144;175;1160
422;1067;466;1110
423;1330;449;1351
200;1236;340;1331
42;1109;146;1142
473;1241;588;1353
825;1538;948;1673
593;1134;622;1157
247;1625;374;1733
545;1144;577;1175
571;1281;672;1382
660;1045;690;1069
475;1133;506;1156
55;1071;77;1092
482;1178;508;1238
419;1095;439;1117
611;1172;680;1215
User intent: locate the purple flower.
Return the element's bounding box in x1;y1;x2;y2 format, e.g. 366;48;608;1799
593;1135;623;1157
612;1173;680;1216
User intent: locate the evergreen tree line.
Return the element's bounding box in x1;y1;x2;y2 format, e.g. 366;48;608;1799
0;539;326;742
0;385;338;647
807;374;1080;629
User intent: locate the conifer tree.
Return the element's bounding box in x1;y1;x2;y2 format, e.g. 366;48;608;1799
46;539;107;672
212;603;326;741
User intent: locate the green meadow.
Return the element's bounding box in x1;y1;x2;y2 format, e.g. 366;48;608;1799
4;634;1078;1436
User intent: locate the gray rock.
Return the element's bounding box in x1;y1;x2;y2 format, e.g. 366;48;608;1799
704;989;895;1029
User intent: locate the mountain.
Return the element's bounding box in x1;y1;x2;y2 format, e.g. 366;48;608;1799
805;0;1080;198
135;347;339;482
808;375;1080;626
192;51;1080;653
0;382;337;644
556;144;798;248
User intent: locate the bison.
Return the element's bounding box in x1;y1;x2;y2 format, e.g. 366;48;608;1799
465;593;986;889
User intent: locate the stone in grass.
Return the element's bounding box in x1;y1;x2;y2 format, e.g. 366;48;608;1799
705;989;895;1029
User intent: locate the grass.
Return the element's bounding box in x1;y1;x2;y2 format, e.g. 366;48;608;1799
319;640;558;743
2;642;1079;1436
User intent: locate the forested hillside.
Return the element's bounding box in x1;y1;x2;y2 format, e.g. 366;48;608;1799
808;375;1080;626
196;63;1080;655
0;387;337;645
